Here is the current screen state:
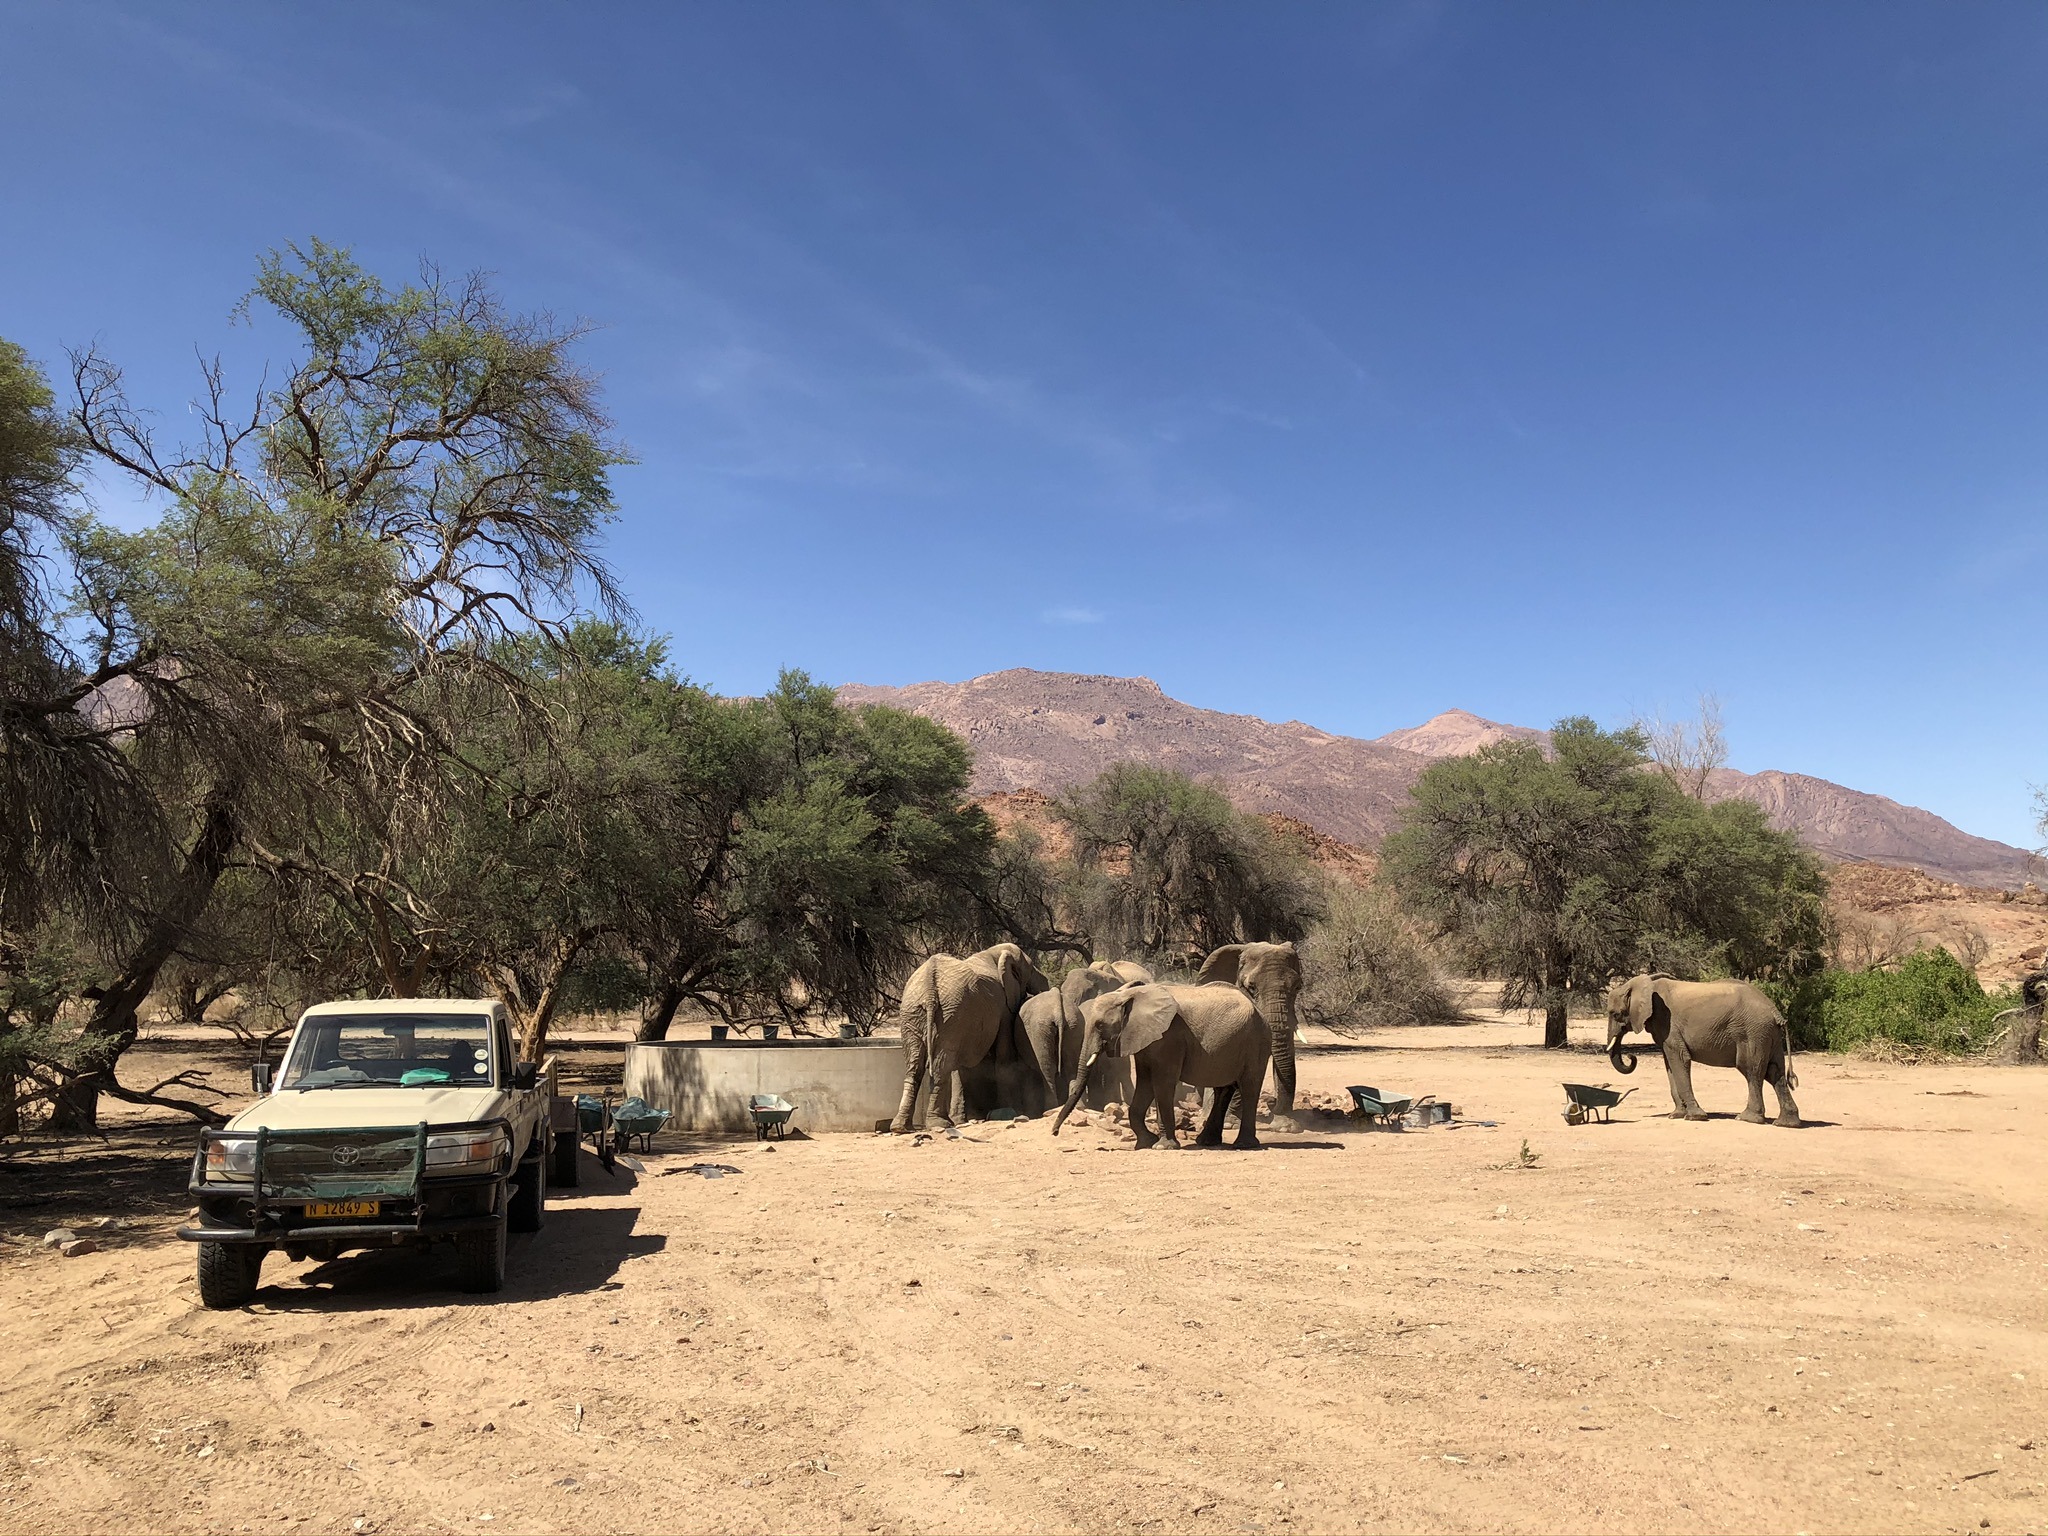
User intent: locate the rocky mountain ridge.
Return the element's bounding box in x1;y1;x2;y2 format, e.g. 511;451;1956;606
837;669;2036;889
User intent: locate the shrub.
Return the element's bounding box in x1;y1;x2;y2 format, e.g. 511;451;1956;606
1299;881;1464;1034
1768;947;2021;1055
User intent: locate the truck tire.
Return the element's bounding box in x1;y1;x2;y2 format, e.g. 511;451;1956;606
509;1152;546;1233
197;1242;265;1309
457;1207;508;1294
549;1124;580;1188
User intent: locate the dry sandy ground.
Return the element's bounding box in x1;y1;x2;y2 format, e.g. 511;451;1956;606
3;1020;2046;1536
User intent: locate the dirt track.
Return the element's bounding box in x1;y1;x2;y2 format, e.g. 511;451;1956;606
3;1018;2046;1535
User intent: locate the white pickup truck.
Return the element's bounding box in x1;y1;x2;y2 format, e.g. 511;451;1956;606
179;998;573;1307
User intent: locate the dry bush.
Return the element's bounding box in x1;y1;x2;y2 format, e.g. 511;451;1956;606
1830;905;1990;977
1299;880;1464;1034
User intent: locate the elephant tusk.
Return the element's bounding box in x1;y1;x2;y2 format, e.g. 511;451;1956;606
1051;1053;1099;1137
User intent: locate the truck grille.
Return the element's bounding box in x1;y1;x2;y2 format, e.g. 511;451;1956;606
258;1128;424;1200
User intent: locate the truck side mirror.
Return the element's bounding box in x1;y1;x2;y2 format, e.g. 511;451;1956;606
251;1061;274;1094
510;1062;539;1091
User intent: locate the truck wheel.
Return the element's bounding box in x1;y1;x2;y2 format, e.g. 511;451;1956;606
549;1124;580;1188
197;1242;265;1309
509;1154;546;1233
457;1208;508;1294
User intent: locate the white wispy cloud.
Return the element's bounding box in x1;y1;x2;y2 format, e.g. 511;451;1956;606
1040;606;1104;626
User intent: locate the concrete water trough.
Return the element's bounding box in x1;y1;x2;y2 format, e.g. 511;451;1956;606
623;1037;909;1134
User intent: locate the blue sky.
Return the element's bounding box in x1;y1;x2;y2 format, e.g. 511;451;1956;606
3;3;2044;844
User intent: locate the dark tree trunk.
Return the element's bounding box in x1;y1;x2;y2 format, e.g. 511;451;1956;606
48;788;240;1132
636;984;684;1043
1543;993;1568;1049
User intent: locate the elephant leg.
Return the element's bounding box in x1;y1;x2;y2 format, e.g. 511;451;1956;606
928;1052;957;1131
1664;1048;1707;1120
1231;1061;1265;1150
1152;1045;1186;1150
1737;1052;1768;1124
1196;1085;1232;1147
890;1032;928;1134
1129;1059;1159;1149
1767;1061;1803;1128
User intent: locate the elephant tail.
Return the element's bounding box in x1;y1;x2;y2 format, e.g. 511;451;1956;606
904;961;945;1082
1781;1017;1798;1091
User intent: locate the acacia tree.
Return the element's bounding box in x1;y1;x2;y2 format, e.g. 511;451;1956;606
38;241;624;1127
1055;764;1321;966
1383;718;1826;1047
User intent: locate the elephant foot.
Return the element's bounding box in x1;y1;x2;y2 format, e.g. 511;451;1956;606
1232;1136;1264;1151
1738;1109;1767;1125
1194;1135;1223;1149
1154;1138;1182;1151
888;1118;914;1135
1674;1109;1709;1121
1775;1114;1804;1129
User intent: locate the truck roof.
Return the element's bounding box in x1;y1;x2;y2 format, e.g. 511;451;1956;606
299;998;505;1019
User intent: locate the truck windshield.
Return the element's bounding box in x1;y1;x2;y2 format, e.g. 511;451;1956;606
280;1013;496;1089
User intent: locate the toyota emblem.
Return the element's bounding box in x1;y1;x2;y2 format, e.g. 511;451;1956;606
330;1144;362;1167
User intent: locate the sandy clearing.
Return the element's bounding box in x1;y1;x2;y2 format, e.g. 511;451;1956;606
3;1020;2046;1536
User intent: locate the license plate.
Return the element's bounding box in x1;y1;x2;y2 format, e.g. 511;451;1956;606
306;1200;379;1219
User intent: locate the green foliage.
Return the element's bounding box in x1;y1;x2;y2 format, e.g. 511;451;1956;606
1298;881;1463;1033
1055;763;1321;964
1383;716;1827;1044
1767;947;2021;1055
4;242;632;1126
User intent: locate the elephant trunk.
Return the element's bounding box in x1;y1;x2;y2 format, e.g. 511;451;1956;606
1606;1016;1641;1075
1257;990;1299;1116
1052;1042;1098;1136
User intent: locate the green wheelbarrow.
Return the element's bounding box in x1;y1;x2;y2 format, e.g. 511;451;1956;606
1562;1082;1637;1124
611;1096;672;1153
748;1094;796;1140
1347;1085;1430;1127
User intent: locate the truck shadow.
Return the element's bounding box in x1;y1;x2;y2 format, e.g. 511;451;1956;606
257;1206;664;1310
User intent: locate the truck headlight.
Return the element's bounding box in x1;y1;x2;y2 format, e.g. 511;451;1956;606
202;1136;257;1181
425;1130;508;1172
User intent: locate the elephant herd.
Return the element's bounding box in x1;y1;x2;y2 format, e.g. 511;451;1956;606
888;940;1304;1149
886;946;1809;1144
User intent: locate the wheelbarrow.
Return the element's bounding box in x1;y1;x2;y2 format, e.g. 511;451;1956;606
748;1094;796;1141
611;1096;672;1153
1347;1085;1425;1127
1562;1082;1637;1124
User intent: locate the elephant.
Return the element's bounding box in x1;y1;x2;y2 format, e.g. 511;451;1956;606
1053;983;1271;1150
1605;974;1802;1127
1017;960;1154;1109
1196;942;1305;1117
890;943;1050;1134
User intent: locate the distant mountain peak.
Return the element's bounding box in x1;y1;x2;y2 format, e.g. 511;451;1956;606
1376;709;1547;759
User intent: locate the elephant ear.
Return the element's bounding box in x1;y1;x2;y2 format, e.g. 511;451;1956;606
1115;986;1180;1056
1196;945;1245;986
1628;976;1667;1031
1111;960;1155;986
